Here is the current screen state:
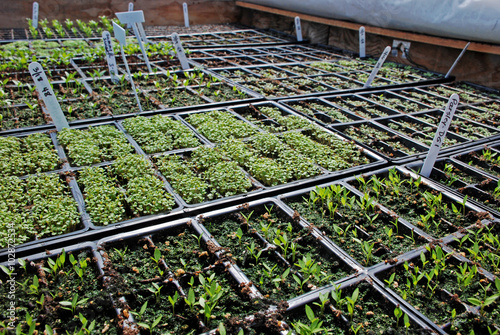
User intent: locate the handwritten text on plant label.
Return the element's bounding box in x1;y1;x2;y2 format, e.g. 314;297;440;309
420;93;460;177
359;26;366;58
295;16;302;42
364;46;391;88
102;31;119;83
171;33;190;70
29;62;69;130
32;2;39;29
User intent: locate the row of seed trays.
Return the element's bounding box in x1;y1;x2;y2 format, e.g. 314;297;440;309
188;47;447;100
406;139;500;218
0;61;262;134
186;47;344;69
0;16;118;41
1;161;499;334
0;98;384;252
277;82;500;163
148;30;292;49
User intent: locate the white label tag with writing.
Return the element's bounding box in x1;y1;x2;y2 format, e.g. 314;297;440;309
359;26;366;58
29;62;69;130
171;33;190;70
183;3;190;28
363;45;391;88
102;31;119;83
420;94;460;177
295;16;302;42
32;2;39;29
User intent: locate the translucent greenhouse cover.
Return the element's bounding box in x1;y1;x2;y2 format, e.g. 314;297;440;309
243;0;500;44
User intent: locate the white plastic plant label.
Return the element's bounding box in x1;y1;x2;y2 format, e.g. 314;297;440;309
295;16;302;42
113;22;142;112
113;21;126;46
420;94;460;177
363;46;391;88
171;33;190;70
183;3;190;28
29;62;69;130
359;26;366;58
32;2;39;29
102;31;119;83
115;10;152;72
116;10;145;25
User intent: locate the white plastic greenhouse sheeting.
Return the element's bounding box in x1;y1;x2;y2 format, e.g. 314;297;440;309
243;0;500;44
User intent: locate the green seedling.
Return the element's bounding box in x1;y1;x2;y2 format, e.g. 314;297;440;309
184;287;198;313
113;246;128;263
29;275;39;295
36;294;45;310
394;306;403;328
131;301;148;321
246;241;263;264
192;233;203;248
168;291;179;315
236;227;244;245
274;233;290;259
137;315;162;335
331;284;346;310
272;268;290;289
290;305;327;335
59;293;89;315
293;273;309;294
150;248;164;276
240;210;254;224
148;282;163;304
385;272;396;287
313;292;329;316
18;258;27;273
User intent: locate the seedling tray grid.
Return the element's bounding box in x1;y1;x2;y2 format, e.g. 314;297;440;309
1;21;500;335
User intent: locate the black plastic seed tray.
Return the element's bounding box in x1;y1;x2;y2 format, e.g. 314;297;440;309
0;67;263;134
279;97;364;126
451;140;500;180
390;81;500;113
374;114;470;150
417;81;500;104
96;217;270;334
147;29;292;49
117;114;210;156
70;155;183;230
0;169;90;253
194;198;360;300
226;101;385;169
277;179;434;270
370;243;500;334
411;109;500;143
151;147;266;209
324;93;403;119
330;120;429;163
355;89;435;114
340;165;494;240
218;63;450;101
406;157;500;218
0;120;186;234
283;275;440;334
0;242;127;334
